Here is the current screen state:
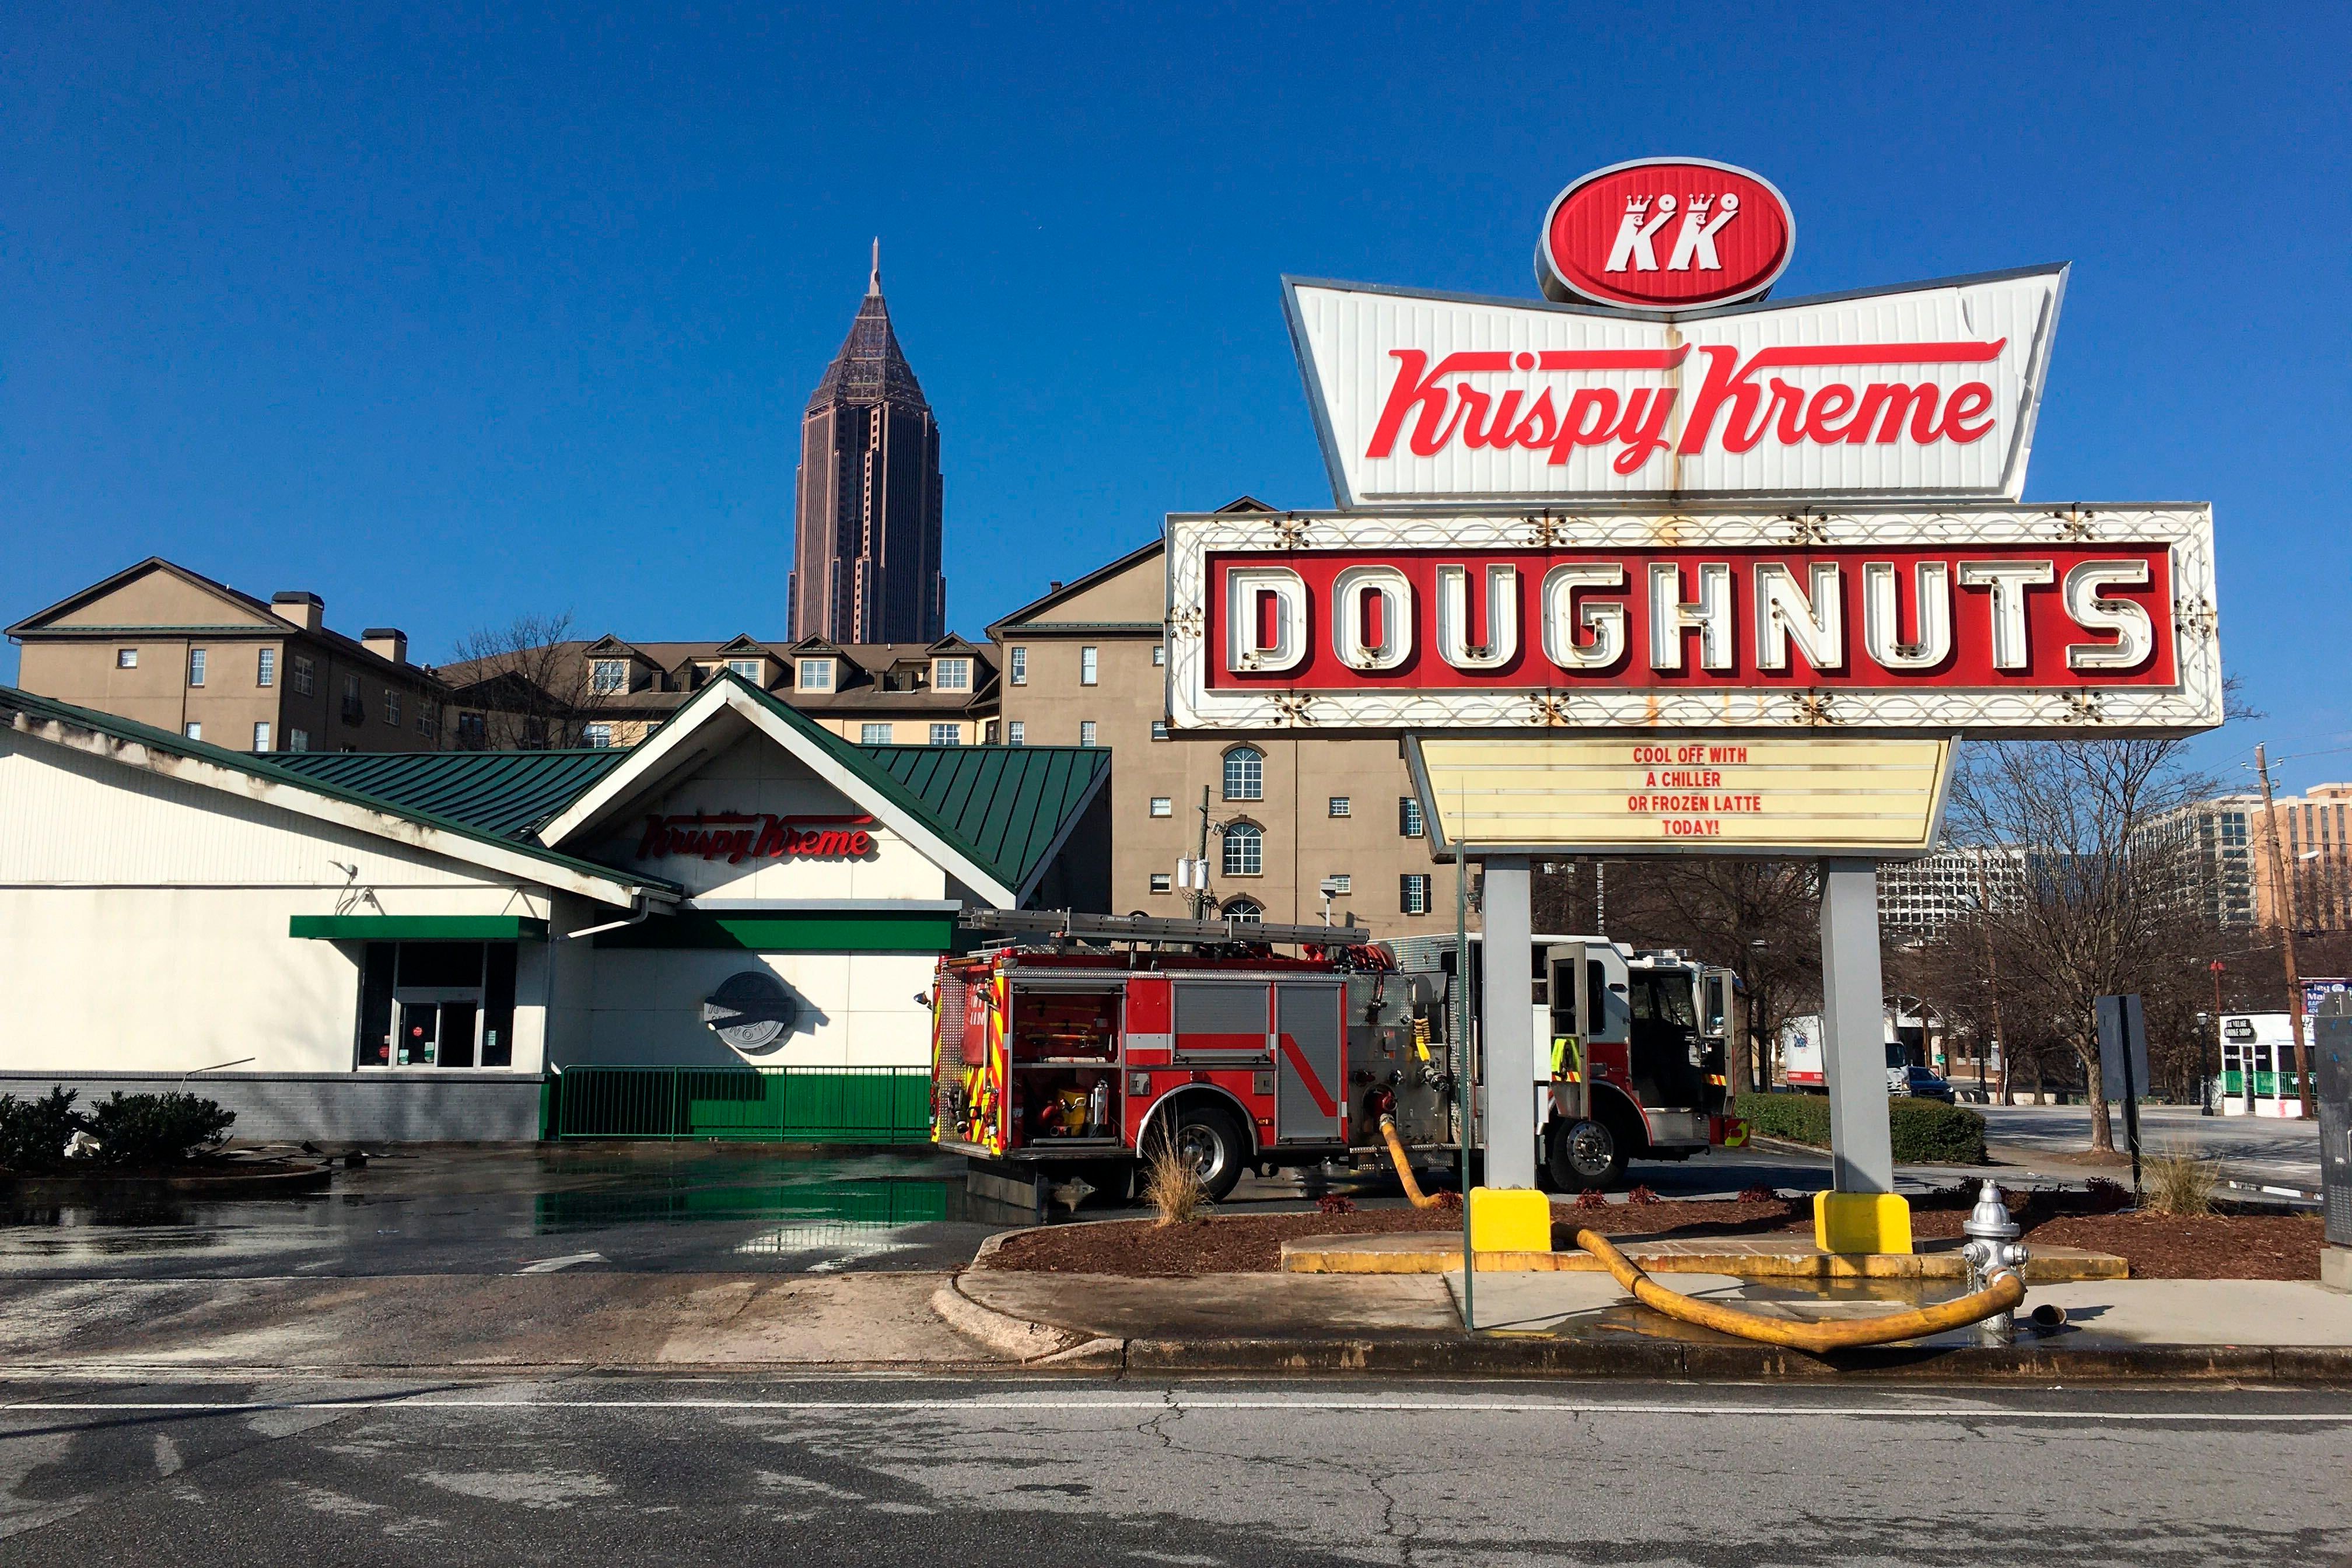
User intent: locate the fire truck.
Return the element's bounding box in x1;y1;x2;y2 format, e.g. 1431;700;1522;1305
928;911;1745;1204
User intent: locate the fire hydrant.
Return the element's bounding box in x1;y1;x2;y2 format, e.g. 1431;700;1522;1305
1959;1178;2029;1345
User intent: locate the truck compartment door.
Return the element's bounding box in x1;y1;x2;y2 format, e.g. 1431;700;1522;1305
1273;983;1345;1143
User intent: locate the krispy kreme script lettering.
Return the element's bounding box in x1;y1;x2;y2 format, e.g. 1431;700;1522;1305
1364;341;2004;475
636;812;876;863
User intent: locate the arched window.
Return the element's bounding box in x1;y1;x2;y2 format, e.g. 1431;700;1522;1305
1223;745;1264;802
1222;820;1263;877
1222;897;1264;924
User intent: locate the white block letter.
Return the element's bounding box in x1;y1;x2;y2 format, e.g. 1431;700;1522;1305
1957;560;2056;671
1541;562;1628;670
1754;562;1843;673
2063;560;2155;672
1436;564;1519;671
1647;562;1733;672
1225;566;1307;675
1863;561;1953;671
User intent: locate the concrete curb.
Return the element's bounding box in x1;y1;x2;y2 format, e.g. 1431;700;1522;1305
931;1236;1126;1366
1279;1237;2126;1283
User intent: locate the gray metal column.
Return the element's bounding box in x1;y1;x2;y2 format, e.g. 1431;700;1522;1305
1480;855;1537;1188
1818;858;1895;1195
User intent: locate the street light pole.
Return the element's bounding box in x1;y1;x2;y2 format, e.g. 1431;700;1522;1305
1971;846;2007;1105
2254;744;2316;1119
2208;958;2227;1116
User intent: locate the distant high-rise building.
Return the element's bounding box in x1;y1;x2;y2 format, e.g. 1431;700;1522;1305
788;242;946;645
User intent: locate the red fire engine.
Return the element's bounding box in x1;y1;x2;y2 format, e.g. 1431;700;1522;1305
930;910;1747;1206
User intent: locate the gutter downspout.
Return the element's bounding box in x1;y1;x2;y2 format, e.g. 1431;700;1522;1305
564;892;655;942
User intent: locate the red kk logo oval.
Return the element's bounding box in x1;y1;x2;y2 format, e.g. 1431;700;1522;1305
1536;158;1795;311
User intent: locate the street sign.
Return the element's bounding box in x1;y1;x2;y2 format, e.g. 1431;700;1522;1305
2098;992;2151;1194
1282;265;2064;508
1164;504;2221;737
1405;734;1954;857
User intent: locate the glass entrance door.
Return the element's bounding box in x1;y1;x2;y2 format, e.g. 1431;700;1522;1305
394;992;479;1067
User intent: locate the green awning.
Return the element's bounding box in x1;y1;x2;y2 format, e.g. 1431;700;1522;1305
289;915;550;941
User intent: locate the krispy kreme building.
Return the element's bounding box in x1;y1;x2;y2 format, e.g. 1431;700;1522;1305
0;674;1108;1141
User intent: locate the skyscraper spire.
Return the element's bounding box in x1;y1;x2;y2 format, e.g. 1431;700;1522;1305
868;237;881;296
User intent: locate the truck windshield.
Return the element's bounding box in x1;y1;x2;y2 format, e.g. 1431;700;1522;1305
1630;972;1695;1028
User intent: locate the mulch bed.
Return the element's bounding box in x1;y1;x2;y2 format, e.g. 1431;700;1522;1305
982;1188;2330;1280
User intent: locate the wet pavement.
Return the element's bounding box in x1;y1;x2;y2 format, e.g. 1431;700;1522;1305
0;1146;1006;1280
0;1138;2082;1283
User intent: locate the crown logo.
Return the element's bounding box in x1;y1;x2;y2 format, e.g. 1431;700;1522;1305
1623;195;1651;216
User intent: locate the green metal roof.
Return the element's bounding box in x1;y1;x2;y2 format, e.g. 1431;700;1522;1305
271;748;628;838
0;685;676;896
863;743;1111;896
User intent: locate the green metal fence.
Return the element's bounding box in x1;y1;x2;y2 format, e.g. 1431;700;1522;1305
546;1066;935;1143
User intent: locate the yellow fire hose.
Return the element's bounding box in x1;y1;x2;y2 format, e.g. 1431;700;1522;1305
1573;1227;2027;1353
1376;1115;1445;1209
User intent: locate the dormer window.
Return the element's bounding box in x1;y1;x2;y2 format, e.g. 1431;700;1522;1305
796;657;835;692
727;658;764;682
933;657;971;692
590;659;629;694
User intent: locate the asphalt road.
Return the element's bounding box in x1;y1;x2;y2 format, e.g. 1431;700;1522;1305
0;1376;2345;1565
1978;1103;2321;1189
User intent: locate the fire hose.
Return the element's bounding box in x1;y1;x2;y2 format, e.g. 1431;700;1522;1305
1376;1115;1445;1210
1573;1227;2027;1352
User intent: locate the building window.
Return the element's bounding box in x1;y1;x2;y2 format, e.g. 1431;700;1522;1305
416;706;434;737
1007;721;1024;746
257;648;275;687
1151;719;1170;740
1223;897;1264;924
1400;796;1425;838
583;723;614;748
1401;874;1432;915
1150;873;1172;894
342;673;364;724
116;648;138;669
1079;646;1098;685
187;648;206;687
1223;821;1263;877
929;723;962;746
797;658;834;692
984;720;1000;743
934;657;971;691
727;658;763;681
1224;746;1264;802
1009;646;1027;685
1079;720;1098;747
292;656;315;696
862;723;894;744
1152;643;1166;667
385;691;402;728
1329;796;1352;818
1150;796;1173;818
252;722;272;752
184;722;202;741
590;659;628;694
454;713;484;748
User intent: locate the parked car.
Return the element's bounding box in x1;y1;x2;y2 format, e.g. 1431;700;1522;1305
1898;1065;1957;1103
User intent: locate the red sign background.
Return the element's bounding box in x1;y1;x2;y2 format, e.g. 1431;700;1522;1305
1542;160;1794;310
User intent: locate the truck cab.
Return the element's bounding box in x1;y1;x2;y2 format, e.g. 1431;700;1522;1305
1542;941;1743;1188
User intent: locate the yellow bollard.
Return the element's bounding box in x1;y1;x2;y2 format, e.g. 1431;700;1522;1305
1469;1187;1552;1254
1813;1190;1914;1255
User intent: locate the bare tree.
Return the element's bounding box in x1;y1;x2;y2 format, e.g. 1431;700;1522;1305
1941;737;2219;1153
442;612;604;750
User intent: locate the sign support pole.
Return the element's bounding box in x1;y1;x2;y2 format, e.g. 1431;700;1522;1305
1480;855;1538;1189
1818;858;1896;1199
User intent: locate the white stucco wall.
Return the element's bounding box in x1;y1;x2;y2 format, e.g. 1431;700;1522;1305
573;949;936;1069
0;730;558;1076
581;732;952;902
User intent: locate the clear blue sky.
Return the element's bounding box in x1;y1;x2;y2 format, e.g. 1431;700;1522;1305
5;3;2346;788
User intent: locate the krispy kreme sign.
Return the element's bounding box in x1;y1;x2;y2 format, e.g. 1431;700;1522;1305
1535;158;1796;310
1282;265;2065;508
636;811;875;864
1163;506;2221;737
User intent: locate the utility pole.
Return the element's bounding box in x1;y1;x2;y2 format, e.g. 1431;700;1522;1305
1972;846;2006;1104
2208;958;2227;1114
1191;785;1212;921
2255;744;2316;1119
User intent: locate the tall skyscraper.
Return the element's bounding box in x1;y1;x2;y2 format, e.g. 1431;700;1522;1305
788;242;946;644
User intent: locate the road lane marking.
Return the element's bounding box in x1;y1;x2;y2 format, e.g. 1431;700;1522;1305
1;1399;2346;1423
516;1253;607;1275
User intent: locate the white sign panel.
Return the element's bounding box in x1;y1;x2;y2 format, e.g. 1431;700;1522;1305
1283;266;2065;508
1164;503;2221;737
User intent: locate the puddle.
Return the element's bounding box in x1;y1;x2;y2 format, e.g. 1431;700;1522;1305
531;1175;966;1233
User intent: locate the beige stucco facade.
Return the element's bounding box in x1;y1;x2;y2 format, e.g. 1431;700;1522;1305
991;541;1473;935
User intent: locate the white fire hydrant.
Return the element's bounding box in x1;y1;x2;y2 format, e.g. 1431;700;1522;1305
1959;1178;2029;1346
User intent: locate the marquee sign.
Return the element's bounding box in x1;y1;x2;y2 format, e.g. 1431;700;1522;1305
1406;735;1954;856
1535;157;1796;310
1282;265;2065;508
1163;505;2220;737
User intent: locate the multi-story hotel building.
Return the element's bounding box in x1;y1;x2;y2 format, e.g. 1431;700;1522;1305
988;506;1472;935
2249;782;2352;932
7;558;446;755
1876;844;2027;939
